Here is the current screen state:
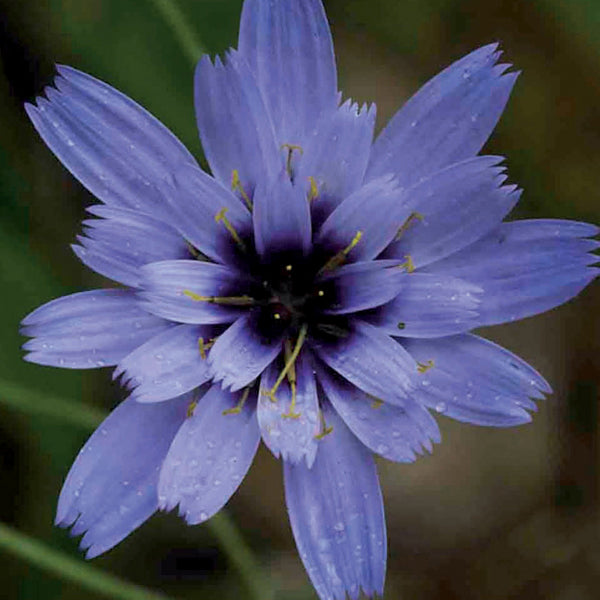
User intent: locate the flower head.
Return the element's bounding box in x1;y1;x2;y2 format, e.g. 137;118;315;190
21;0;599;598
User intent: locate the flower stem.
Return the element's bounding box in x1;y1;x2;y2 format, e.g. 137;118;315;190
147;0;205;64
0;522;171;600
0;378;270;600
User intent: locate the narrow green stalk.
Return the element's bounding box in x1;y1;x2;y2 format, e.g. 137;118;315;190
0;377;270;600
0;522;172;600
148;0;205;64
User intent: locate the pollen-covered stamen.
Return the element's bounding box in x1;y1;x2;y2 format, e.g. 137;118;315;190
417;359;435;374
231;170;253;211
281;340;301;420
183;290;256;306
396;254;415;273
262;324;308;403
198;336;217;360
223;386;251;416
186;399;198;418
395;212;424;240
314;408;334;440
319;230;363;274
281;143;304;178
215;207;247;251
308;176;319;203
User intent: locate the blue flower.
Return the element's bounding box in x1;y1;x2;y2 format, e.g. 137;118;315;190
21;0;598;598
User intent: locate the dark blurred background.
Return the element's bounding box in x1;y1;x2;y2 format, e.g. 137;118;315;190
0;0;599;598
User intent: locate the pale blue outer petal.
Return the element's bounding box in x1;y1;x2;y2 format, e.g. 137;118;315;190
239;0;338;146
56;394;189;558
26;66;196;217
114;324;213;403
284;406;386;600
257;351;320;467
253;172;312;258
317;366;440;461
194;50;281;192
298;100;376;225
310;319;416;404
402;334;552;426
161;162;252;265
75;205;189;288
367;44;517;187
318;261;405;315
208;315;282;391
138;260;251;325
364;273;482;337
384;156;520;268
21;290;170;368
315;175;408;263
423;219;600;326
158;385;260;525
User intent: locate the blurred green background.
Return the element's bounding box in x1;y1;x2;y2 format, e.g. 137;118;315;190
0;0;599;598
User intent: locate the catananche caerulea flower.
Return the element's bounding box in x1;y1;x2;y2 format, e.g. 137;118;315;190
21;0;598;598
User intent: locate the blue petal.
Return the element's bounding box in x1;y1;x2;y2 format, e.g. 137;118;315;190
26;66;196;216
284;405;386;600
158;385;260;524
318;261;405;315
315;175;407;263
114;324;213;403
22;290;170;369
402;334;552;426
317;366;440;461
56;394;189;558
253;172;312;258
364;273;482;337
239;0;337;146
384;156;520;268
139;260;251;325
310;319;416;405
367;44;518;187
423;219;600;326
208;315;282;391
194;50;281;192
161;162;252;265
74;205;189;288
298;100;376;225
257;350;320;467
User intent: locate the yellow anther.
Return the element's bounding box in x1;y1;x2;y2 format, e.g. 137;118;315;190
231;169;253;211
262;325;308;403
187;400;198;418
417;359;435;374
281;143;304;176
223;387;251;416
314;409;334;440
395;212;424;240
285;264;293;272
198;336;216;360
396;254;415;273
319;230;363;274
281;339;301;419
317;290;325;297
274;313;281;320
183;290;255;306
371;398;384;409
215;207;246;251
308;176;319;202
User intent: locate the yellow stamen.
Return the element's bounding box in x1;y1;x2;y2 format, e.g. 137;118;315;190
223;387;251;416
231;169;253;211
308;176;319;202
198;336;216;360
187;400;198;418
262;325;308;403
281;143;304;177
319;230;363;274
281;340;301;419
396;254;415;273
317;290;325;297
395;212;424;240
370;397;384;409
314;409;334;440
417;359;435;374
285;264;293;272
183;290;255;306
274;313;281;320
215;207;246;251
